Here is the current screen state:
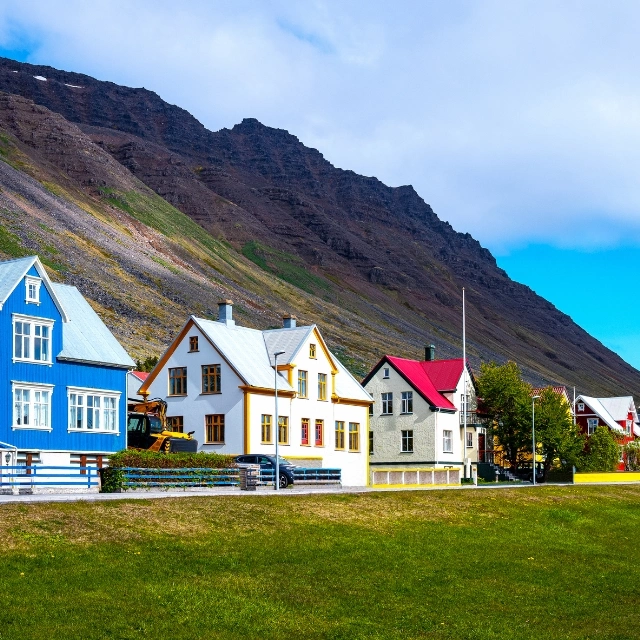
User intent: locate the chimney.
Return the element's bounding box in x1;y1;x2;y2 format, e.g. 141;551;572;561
218;300;235;326
425;344;436;361
283;314;297;329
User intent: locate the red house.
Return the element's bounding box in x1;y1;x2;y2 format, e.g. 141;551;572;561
574;395;639;470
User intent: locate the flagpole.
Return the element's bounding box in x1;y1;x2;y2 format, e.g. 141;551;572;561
462;287;467;479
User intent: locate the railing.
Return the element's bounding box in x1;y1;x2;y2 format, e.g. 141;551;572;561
460;412;485;425
120;467;342;489
0;465;100;490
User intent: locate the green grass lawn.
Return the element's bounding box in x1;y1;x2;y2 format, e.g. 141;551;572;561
1;486;639;639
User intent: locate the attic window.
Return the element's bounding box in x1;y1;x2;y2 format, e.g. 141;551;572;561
309;344;316;359
383;367;390;379
25;277;41;304
189;336;199;352
578;403;584;412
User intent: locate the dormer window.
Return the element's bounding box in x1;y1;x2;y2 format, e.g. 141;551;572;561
189;336;199;352
25;277;41;304
309;344;316;358
383;367;390;379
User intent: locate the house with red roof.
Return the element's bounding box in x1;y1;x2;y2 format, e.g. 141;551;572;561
127;370;149;402
362;345;485;485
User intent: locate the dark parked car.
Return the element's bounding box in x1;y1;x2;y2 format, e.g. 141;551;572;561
235;454;296;488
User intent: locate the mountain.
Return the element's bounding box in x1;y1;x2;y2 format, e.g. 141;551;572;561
0;56;638;397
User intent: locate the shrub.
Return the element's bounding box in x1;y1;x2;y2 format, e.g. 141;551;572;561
577;426;621;472
623;440;640;471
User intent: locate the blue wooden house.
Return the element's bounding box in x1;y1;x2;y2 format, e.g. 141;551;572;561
0;256;134;469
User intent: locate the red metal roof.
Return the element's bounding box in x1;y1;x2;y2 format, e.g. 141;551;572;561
386;356;457;410
421;358;465;392
131;371;149;382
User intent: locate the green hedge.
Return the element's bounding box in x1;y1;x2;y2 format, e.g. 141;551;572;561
100;450;238;492
107;449;237;469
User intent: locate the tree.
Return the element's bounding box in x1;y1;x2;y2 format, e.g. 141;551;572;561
476;361;532;471
534;387;584;478
622;440;640;471
135;355;159;372
577;426;621;472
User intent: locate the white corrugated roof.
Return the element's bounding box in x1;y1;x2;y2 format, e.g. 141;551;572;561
577;395;624;433
194;317;293;391
263;325;315;366
53;284;135;368
598;396;637;423
193;316;369;401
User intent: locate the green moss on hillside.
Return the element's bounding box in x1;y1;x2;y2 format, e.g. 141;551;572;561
242;240;331;295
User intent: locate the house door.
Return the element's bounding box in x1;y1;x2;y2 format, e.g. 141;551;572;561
478;433;486;463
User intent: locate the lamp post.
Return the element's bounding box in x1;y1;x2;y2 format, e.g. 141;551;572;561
532;395;540;485
273;350;285;491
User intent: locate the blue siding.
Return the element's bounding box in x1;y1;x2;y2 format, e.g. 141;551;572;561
0;267;127;453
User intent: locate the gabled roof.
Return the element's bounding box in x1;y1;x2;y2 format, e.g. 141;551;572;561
194;317;293;391
129;371;149;382
53;284;135;368
0;255;68;321
384;356;456;411
140;315;371;402
576;395;624;433
598;396;637;423
421;358;468;392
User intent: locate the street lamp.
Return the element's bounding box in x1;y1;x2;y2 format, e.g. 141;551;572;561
273;350;285;491
532;395;540;485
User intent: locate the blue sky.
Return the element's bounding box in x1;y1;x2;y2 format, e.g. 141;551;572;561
0;0;639;370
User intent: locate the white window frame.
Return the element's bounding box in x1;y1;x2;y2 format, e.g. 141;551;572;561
401;391;413;414
443;429;453;453
381;392;393;414
401;429;414;453
12;314;54;365
67;386;121;434
466;431;473;448
626;419;632;434
587;418;599;435
382;367;390;379
578;403;584;412
25;277;42;304
11;382;54;431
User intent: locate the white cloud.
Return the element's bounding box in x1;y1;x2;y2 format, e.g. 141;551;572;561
1;0;640;252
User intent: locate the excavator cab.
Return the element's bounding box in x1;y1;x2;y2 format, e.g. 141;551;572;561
127;399;198;453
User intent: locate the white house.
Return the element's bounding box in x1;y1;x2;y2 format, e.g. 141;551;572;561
362;347;483;484
139;301;372;486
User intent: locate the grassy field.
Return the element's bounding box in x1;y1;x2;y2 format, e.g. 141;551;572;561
0;486;639;640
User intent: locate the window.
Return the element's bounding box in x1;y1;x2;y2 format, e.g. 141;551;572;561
466;431;473;448
298;370;308;398
167;416;184;433
461;393;469;415
401;391;413;414
309;343;316;358
626;420;632;434
578;403;585;412
401;430;413;453
369;430;374;455
587;418;599;435
205;414;225;443
25;277;41;304
261;414;272;443
13;383;52;430
315;419;324;446
13;316;53;364
202;364;221;393
68;388;119;432
301;418;310;445
383;367;390;379
335;421;345;450
382;392;393;414
369;402;374;416
169;367;187;395
318;373;327;401
278;416;289;444
349;422;360;451
443;430;453;453
189;336;199;352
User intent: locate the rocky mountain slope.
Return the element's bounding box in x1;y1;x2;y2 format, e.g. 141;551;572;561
0;56;638;397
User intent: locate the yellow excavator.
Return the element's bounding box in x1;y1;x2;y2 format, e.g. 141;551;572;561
127;399;198;453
